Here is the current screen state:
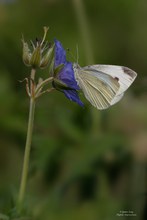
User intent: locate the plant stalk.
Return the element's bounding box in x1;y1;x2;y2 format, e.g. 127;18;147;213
17;69;36;210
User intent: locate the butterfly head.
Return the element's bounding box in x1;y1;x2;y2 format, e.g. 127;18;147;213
73;62;81;70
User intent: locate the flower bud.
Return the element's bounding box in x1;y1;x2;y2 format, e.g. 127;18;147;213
40;43;55;69
30;45;41;68
22;38;31;66
22;27;54;69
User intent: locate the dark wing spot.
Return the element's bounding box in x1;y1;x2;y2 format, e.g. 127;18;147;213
114;77;119;81
122;66;134;78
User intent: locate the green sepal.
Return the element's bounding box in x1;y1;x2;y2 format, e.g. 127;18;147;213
30;46;41;68
40;43;55;69
48;54;55;76
53;78;72;90
22;38;31;66
54;64;64;77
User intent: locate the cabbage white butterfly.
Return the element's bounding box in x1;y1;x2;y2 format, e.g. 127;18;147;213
73;64;137;110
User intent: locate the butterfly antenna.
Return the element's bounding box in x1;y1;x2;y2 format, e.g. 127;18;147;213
76;44;79;64
66;48;76;62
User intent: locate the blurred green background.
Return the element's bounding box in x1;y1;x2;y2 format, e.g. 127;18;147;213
0;0;147;219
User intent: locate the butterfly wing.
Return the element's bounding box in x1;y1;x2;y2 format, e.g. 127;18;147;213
74;65;120;109
84;65;137;105
74;64;137;109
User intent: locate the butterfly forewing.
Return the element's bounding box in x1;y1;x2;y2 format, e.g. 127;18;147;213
74;66;120;109
85;65;137;106
85;65;137;96
74;64;137;109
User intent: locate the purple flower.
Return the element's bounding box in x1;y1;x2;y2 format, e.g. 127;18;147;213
54;39;83;106
54;39;66;67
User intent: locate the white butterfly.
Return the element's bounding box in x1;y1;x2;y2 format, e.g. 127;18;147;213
73;64;137;110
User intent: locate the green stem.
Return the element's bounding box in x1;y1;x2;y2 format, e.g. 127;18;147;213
17;69;36;210
35;76;53;96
